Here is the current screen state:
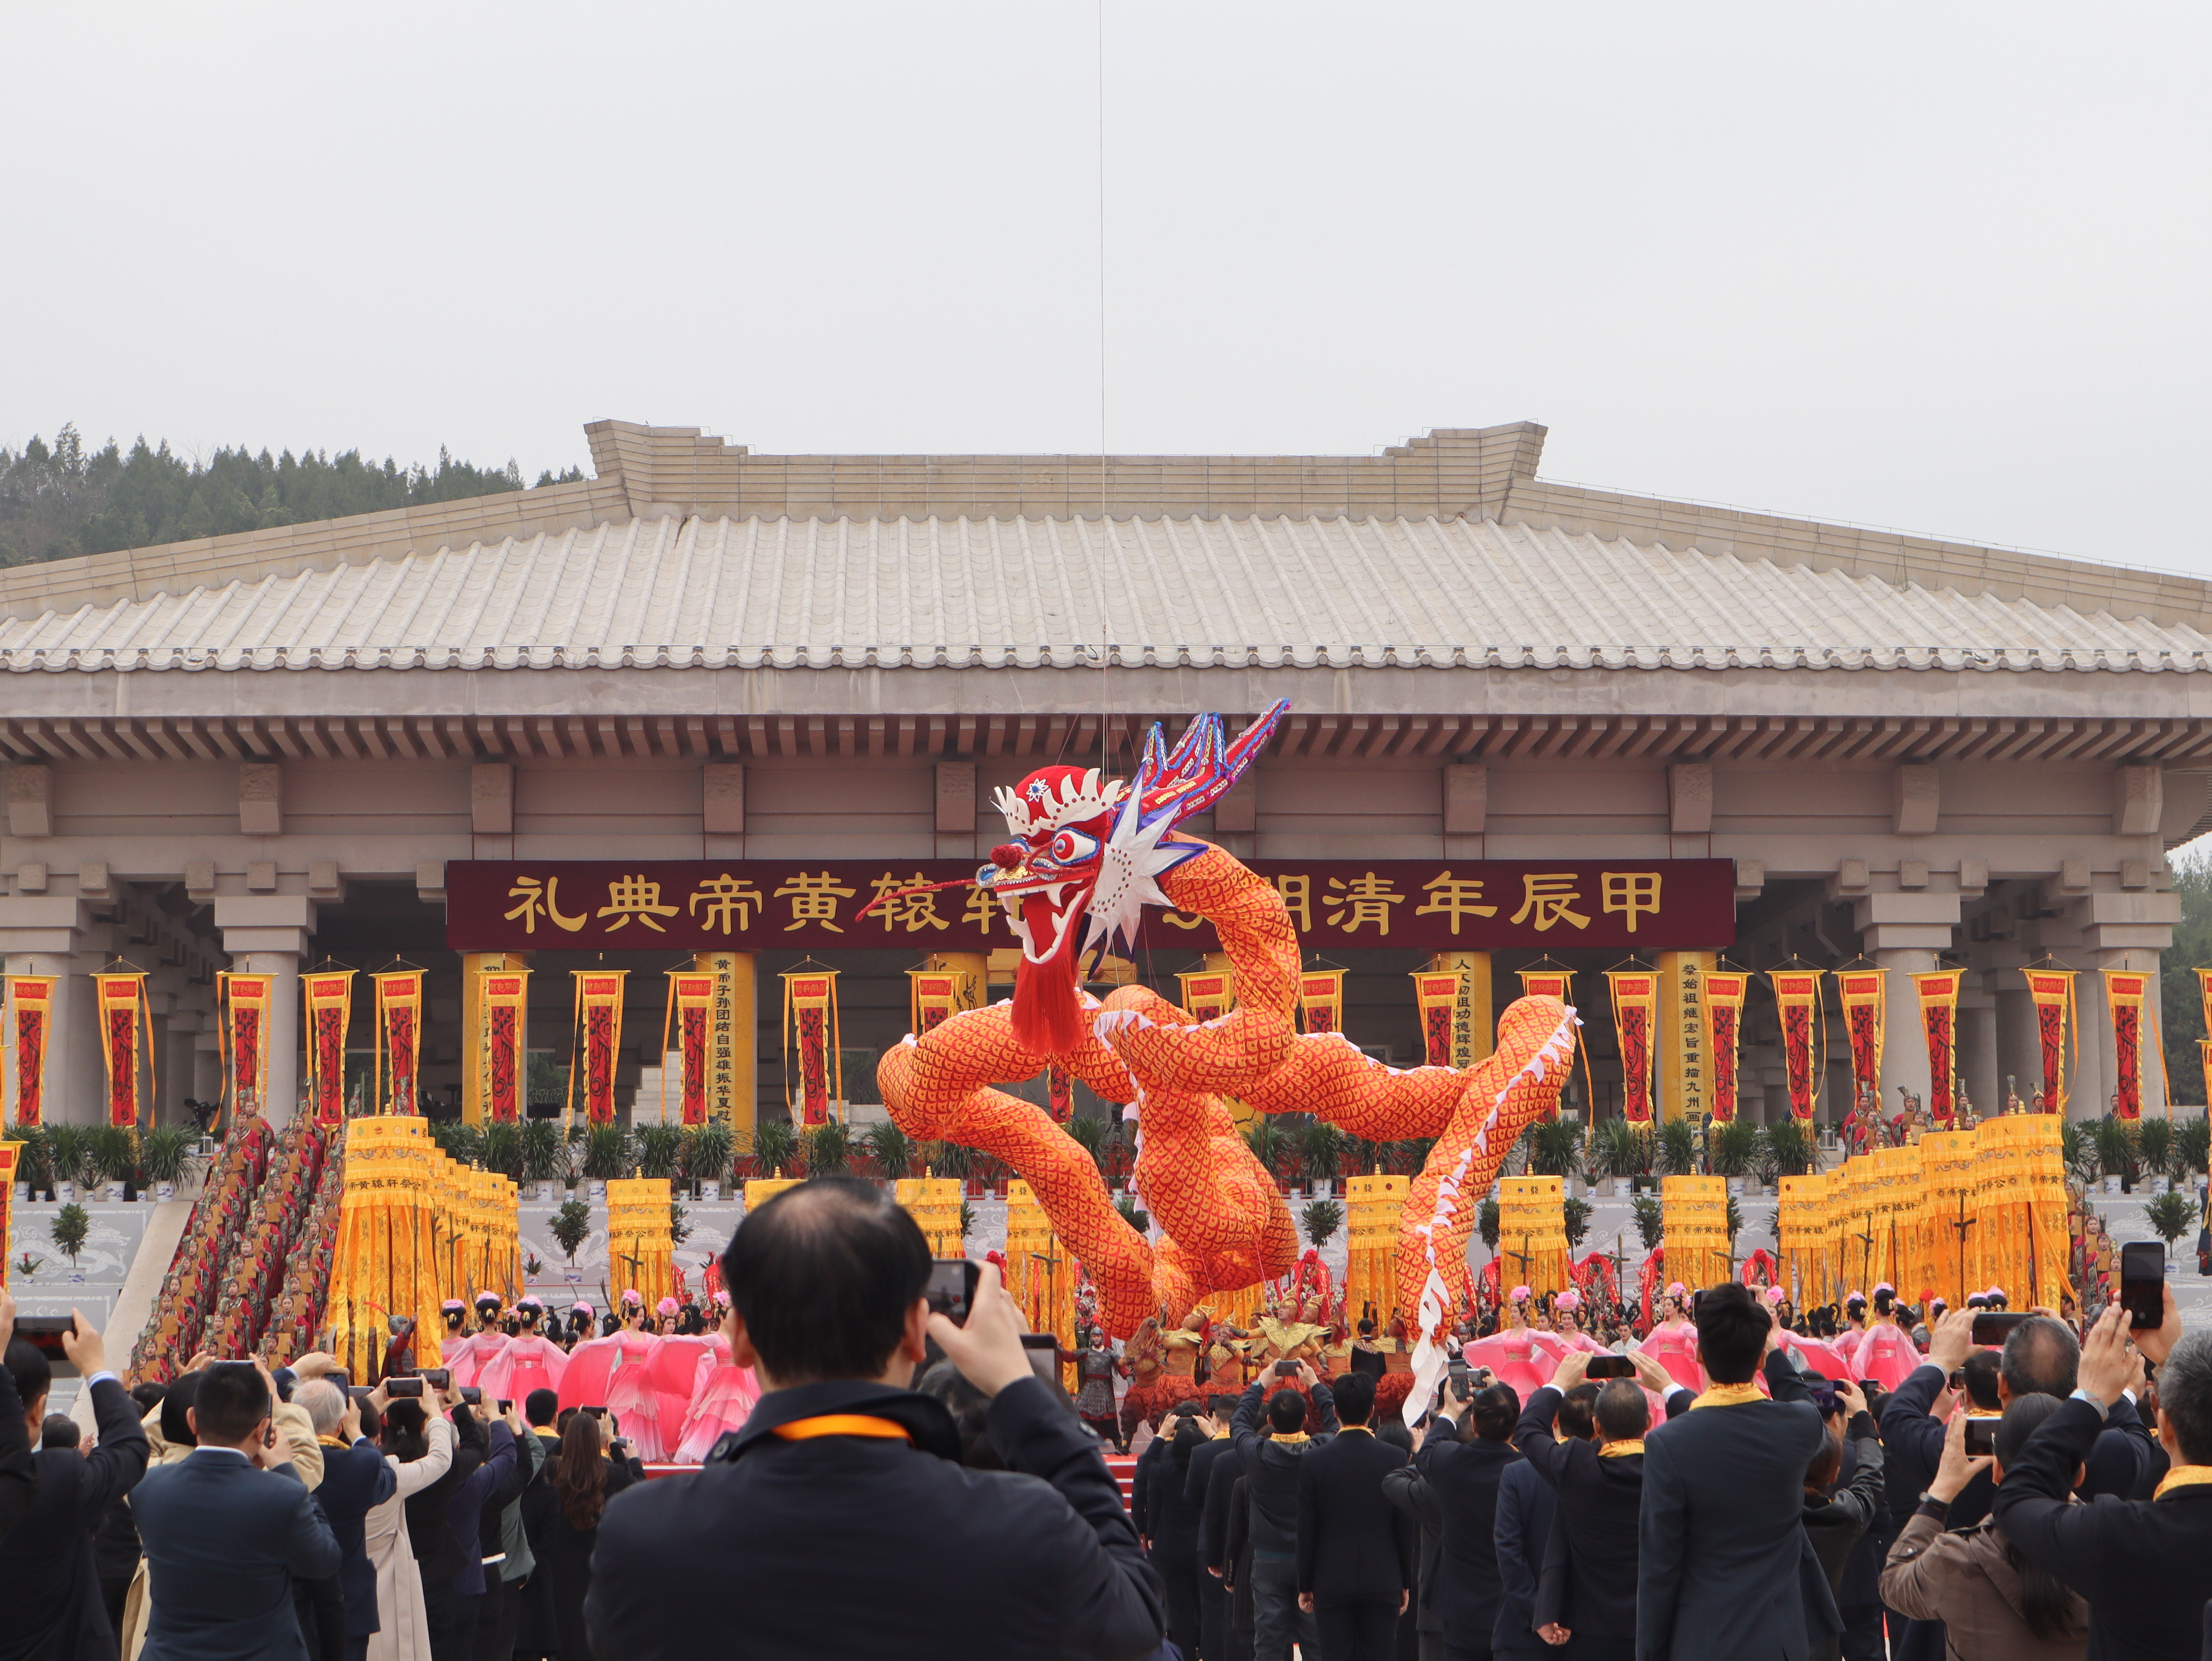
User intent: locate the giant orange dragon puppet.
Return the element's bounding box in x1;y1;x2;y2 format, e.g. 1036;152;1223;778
878;700;1581;1418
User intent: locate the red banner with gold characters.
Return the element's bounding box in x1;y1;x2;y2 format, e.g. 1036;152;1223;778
1703;971;1748;1122
479;968;529;1123
1413;970;1464;1067
95;972;150;1129
1913;970;1964;1125
664;970;715;1125
1176;969;1234;1024
1517;966;1574;1003
374;971;424;1115
1297;970;1346;1036
304;971;355;1127
2025;968;2076;1112
1605;970;1657;1123
216;972;272;1120
1836;970;1885;1115
1769;970;1823;1121
780;970;839;1126
2103;968;2153;1121
908;969;968;1036
7;977;53;1128
570;972;628;1126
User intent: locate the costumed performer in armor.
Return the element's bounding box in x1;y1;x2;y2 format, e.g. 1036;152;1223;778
1072;1330;1129;1453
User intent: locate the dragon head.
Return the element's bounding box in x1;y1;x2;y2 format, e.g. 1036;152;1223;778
981;698;1289;1052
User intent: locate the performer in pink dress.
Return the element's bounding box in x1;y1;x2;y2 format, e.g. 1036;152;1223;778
1853;1285;1923;1392
448;1294;511;1390
480;1296;568;1404
602;1292;670;1460
1639;1284;1703;1393
676;1311;761;1463
1461;1288;1557;1398
1833;1292;1871;1371
1549;1291;1610;1355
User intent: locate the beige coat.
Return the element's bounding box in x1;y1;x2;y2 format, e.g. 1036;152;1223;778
122;1398;324;1660
1879;1508;2089;1661
365;1413;454;1661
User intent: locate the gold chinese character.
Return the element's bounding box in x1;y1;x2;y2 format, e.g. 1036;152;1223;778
1272;874;1314;933
774;870;858;932
1413;871;1500;935
962;884;1001;936
1325;872;1405;934
866;872;949;933
504;875;585;934
1510;873;1590;932
688;873;766;934
1602;872;1662;933
1160;910;1206;930
595;873;680;932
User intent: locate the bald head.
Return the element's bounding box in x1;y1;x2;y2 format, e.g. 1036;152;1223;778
2001;1316;2079;1401
295;1378;346;1436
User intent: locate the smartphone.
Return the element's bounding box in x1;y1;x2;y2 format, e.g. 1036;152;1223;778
1971;1311;2030;1347
583;1404;607;1419
1859;1379;1882;1396
325;1369;350;1394
1273;1359;1300;1377
497;1400;514;1414
2120;1242;2166;1330
348;1385;374;1403
1586;1355;1635;1380
925;1259;982;1323
385;1377;425;1398
1019;1332;1060;1386
1446;1360;1470;1394
1946;1369;1965;1392
460;1386;483;1406
14;1314;76;1370
1963;1417;1999;1457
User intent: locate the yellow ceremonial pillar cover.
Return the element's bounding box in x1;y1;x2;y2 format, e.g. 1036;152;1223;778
1004;1180;1077;1383
1498;1175;1572;1301
744;1176;803;1211
1346;1173;1410;1324
1659;952;1717;1123
895;1175;965;1258
605;1176;675;1306
1918;1130;1979;1306
1660;1175;1730;1293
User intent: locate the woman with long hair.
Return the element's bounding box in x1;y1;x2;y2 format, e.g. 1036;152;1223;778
364;1394;456;1661
520;1412;636;1661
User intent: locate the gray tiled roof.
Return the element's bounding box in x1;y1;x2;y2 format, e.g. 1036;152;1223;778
0;512;2204;674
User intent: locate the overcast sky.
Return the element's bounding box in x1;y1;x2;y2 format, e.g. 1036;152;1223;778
6;6;2207;573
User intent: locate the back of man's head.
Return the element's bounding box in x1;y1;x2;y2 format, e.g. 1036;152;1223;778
161;1371;204;1448
193;1362;271;1446
1557;1382;1600;1441
130;1382;168;1416
2156;1330;2212;1468
1471;1382;1519;1443
525;1387;560;1428
1594;1380;1650;1443
1693;1283;1768;1384
719;1176;930;1384
1994;1389;2064;1472
3;1338;51;1417
1961;1350;2003;1413
1267;1389;1309;1435
295;1378;345;1438
1333;1370;1378;1427
40;1414;78;1450
2001;1316;2080;1400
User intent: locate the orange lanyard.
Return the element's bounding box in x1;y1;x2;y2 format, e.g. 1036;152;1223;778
770;1414;912;1443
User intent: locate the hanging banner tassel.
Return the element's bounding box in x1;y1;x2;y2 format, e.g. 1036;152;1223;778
1604;969;1658;1123
1297;969;1346;1036
7;977;54;1127
373;971;424;1115
780;969;840;1126
2102;968;2153;1120
478;968;529;1124
664;969;715;1125
1837;969;1886;1117
95;972;151;1130
303;972;355;1127
570;972;628;1127
1769;970;1824;1121
1911;970;1964;1127
1703;970;1747;1122
2024;968;2076;1112
216;972;272;1121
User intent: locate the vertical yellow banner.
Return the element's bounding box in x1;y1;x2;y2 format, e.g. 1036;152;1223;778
1703;971;1748;1122
1659;951;1716;1122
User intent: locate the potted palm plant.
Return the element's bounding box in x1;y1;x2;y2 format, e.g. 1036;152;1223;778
1657;1117;1701;1178
1244;1118;1287;1195
2137;1117;2175;1195
10;1126;49;1203
1527;1120;1584;1187
137;1125;201;1202
1762;1117;1814;1180
43;1124;85;1202
2092;1116;2138;1194
683;1120;735;1200
2178;1114;2211;1186
582;1124;631;1196
635;1122;685;1181
747;1117;799;1182
91;1125;138;1201
1300;1121;1346;1199
480;1120;524;1185
807;1121;852;1176
519;1118;564;1198
862;1120;913;1186
1301;1197;1343;1250
1585;1117;1640;1197
1707;1119;1762;1193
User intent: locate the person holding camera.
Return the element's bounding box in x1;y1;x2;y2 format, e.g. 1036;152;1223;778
0;1292;39;1551
365;1377;456;1661
1229;1357;1338;1661
584;1176;1163;1661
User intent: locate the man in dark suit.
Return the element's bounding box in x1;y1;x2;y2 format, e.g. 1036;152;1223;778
1515;1349;1673;1661
1184;1394;1243;1661
291;1376;396;1661
1637;1281;1835;1661
1294;1370;1412;1661
585;1178;1164;1661
0;1308;149;1661
1231;1362;1338;1661
1412;1378;1523;1661
1992;1290;2212;1661
130;1357;342;1661
0;1292;38;1549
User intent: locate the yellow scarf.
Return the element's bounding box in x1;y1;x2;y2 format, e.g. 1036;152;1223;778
1691;1382;1764;1409
1598;1439;1646;1458
2153;1464;2212;1501
771;1414;911;1443
1269;1431;1311;1445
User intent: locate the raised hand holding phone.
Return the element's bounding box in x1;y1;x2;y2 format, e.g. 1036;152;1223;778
926;1261;1031;1398
1930;1407;1992;1502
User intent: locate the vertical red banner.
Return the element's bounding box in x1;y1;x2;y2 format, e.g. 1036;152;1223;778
95;973;149;1129
373;971;424;1115
218;972;273;1119
480;971;530;1123
663;972;714;1125
2102;969;2153;1121
571;972;627;1125
7;977;53;1128
1703;971;1747;1122
2024;969;2075;1112
1837;971;1885;1114
1413;972;1460;1066
1605;971;1657;1123
1297;970;1346;1036
1046;1062;1074;1123
781;970;840;1126
1913;970;1964;1125
303;973;355;1127
1769;970;1824;1121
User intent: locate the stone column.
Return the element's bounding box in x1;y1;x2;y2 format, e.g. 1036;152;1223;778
2072;889;2181;1121
1958;996;1999;1122
193;1031;222;1107
211;897;317;1125
0;895;96;1124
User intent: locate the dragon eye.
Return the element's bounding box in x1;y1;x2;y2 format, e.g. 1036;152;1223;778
1049;828;1100;865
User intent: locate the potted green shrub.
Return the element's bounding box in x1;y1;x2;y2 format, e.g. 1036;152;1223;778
634;1122;684;1181
10;1125;50;1202
1762;1118;1814;1180
43;1124;85;1202
1657;1118;1700;1178
582;1124;631;1196
1708;1120;1762;1193
1300;1121;1346;1199
480;1120;524;1184
2144;1190;2198;1260
1563;1195;1593;1250
2137;1117;2175;1194
519;1118;565;1198
747;1117;799;1182
1243;1118;1286;1194
551;1196;593;1281
1526;1119;1584;1186
1301;1197;1343;1249
2178;1114;2211;1184
2093;1117;2138;1194
1632;1194;1665;1252
51;1200;90;1272
91;1125;138;1201
862;1120;913;1186
1478;1198;1500;1253
1585;1117;1640;1197
683;1120;735;1200
807;1121;852;1176
137;1125;202;1202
